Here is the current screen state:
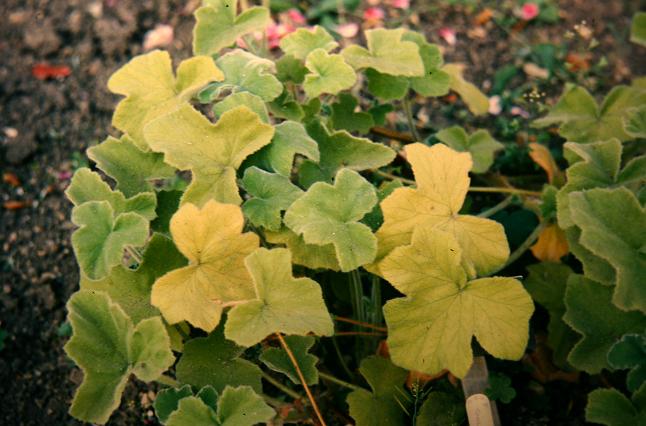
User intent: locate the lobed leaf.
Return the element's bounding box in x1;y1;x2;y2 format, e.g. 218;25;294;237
415;391;465;425
279;26;338;60
264;227;340;271
608;332;646;392
225;248;334;346
259;335;319;385
303;48;356;98
381;226;533;378
435;126;503;173
144;104;274;206
108;51;222;149
586;384;646;426
624;105;646;139
330;93;375;135
442;64;489;116
213;92;269;123
150;200;259;332
252;120;319;177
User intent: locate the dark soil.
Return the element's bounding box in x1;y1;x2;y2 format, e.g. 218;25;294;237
0;1;643;425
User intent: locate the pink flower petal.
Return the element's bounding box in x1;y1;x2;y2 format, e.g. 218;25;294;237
363;7;385;22
336;22;359;38
520;3;540;21
488;96;502;115
143;24;174;51
439;27;457;46
511;106;530;119
286;8;306;26
390;0;410;9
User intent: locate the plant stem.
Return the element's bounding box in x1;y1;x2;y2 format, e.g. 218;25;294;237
125;245;143;264
495;221;546;274
335;331;386;337
276;333;327;426
349;270;365;325
370;126;416;143
331;336;354;379
319;371;364;391
477;196;515;218
402;96;421;141
372;170;542;196
261;371;304;402
156;374;180;387
370;275;383;325
333;315;387;332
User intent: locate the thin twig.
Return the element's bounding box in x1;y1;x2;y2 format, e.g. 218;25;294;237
156;374;180;387
125;245;143;264
277;333;327;426
370;126;416;143
333;315;387;332
318;371;364;391
477;196;515;218
402;96;421;141
261;371;305;402
494;221;546;274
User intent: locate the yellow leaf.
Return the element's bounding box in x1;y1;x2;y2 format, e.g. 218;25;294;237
372;143;509;276
531;223;569;262
151;200;259;332
529;143;563;185
442;63;489;116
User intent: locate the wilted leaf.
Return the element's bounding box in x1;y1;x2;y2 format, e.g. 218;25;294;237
303;49;356;98
530;224;569;262
260;335;319;385
528;142;563;185
435;126;503;173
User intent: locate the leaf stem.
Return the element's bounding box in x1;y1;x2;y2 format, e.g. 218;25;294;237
335;331;386;337
261;371;305;402
495;221;546;274
333;315;387;332
477;196;515;218
402;96;421;141
156;374;180;387
331;336;354;379
318;371;364;391
125;245;143;264
276;333;327;426
370;275;383;325
370;126;416;143
349;270;365;325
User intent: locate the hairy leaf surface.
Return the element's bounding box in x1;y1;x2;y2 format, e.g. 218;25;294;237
303;49;356;98
279;26;338;60
586;384;646;426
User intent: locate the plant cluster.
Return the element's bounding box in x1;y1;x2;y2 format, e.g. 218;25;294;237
62;1;646;425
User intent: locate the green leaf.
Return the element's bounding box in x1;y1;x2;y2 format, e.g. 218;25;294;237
166;397;218;425
193;0;270;56
150;200;258;332
586;384;646;426
330;93;375;134
404;31;450;97
285;169;378;271
373;143;509;277
155;385;194;424
341;28;425;76
416;392;465;426
303;49;356;98
608;332;646;392
267;91;304;121
381;226;534;378
203;50;282;102
624;105;646;139
365;69;409;101
533;85;646;142
225;248;334;346
441;64;489;116
241;167;303;231
299;120;395;188
87;136;175;197
525;262;578;368
569;188;646;313
566;227;615;287
264;227;340;271
347;356;409;426
66;168;157;220
435;126;503;174
563;274;646;373
279;25;338;60
108;51;222;149
276;54;308;84
213;92;269;123
259;335;319;385
252;120;319;177
631;12;646;47
151;190;182;234
81;233;186;324
485;373;516;404
71;201;149;280
144;104;274;206
65;290;174;425
176;327;263;394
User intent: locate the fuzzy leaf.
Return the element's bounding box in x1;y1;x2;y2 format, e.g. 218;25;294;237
381;227;533;378
525;262;578;368
624;105;646;138
347;356;409;426
259;335;319;385
253;120;319;176
267;91;304;121
632;12;646;47
341;28;424;76
533;85;646;142
586;385;646;426
373;143;509;276
213;92;269;123
225;248;334;346
365;69;410;101
193;0;270;56
279;26;338;60
154;385;194;424
485;373;516;404
276;55;308;84
71;201;149;280
563;275;646;373
65;291;174;425
87;136;175;197
330;93;375;134
166;397;218;425
241;167;303;231
203;50;282;102
299;120;395;187
176;327;263;394
264;227;340;271
144;104;274;206
151;200;259;332
416;392;465;425
66;168;157;220
108;51;222;149
608;332;646;392
285;169;378;271
569;188;646;313
303;49;356;98
566;227;615;287
442;63;489;116
435;126;503;173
